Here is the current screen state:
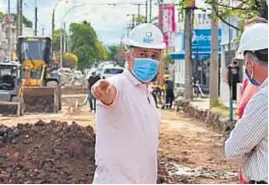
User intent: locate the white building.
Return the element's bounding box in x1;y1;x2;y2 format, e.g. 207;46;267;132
0;19;34;61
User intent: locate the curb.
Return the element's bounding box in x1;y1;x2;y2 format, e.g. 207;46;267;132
175;99;237;135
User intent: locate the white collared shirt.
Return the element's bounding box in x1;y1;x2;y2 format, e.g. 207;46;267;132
93;70;161;184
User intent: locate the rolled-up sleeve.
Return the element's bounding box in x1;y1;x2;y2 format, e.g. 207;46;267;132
225;91;268;159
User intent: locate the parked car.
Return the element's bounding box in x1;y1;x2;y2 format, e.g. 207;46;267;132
100;66;124;79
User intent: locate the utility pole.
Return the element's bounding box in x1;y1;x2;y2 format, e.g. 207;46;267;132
228;0;233;120
16;0;19;38
42;27;44;36
145;0;148;23
149;0;152;22
52;9;55;41
137;4;141;25
60;28;63;68
184;8;193;100
34;0;37;36
210;0;219;108
7;0;12;59
63;22;66;53
127;14;136;29
19;0;22;36
132;3;145;25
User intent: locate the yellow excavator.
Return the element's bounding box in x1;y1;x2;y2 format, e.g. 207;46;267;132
16;36;62;114
0;36;62;116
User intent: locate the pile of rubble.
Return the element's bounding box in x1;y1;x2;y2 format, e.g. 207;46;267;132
0;120;234;184
0;120;181;184
0;121;96;183
158;160;237;184
58;68;87;88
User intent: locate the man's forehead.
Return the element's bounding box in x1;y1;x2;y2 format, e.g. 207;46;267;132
133;47;161;53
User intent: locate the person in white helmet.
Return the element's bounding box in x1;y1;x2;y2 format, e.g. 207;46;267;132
225;23;268;184
91;23;166;184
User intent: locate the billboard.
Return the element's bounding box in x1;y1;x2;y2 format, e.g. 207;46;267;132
182;29;222;58
158;4;176;48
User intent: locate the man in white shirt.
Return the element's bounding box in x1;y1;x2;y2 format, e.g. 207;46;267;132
91;23;166;184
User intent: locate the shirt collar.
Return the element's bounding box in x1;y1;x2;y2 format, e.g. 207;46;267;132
123;69;142;86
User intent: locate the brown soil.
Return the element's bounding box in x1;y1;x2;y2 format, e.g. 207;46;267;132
0;101;238;184
0;120;96;184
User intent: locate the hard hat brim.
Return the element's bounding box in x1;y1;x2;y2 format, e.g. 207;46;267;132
235;45;244;60
124;38;166;49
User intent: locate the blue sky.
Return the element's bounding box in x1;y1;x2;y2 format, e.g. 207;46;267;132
0;0;206;45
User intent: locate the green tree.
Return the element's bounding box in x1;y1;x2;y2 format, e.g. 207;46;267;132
96;41;108;60
205;0;267;31
69;21;106;69
175;0;267;32
52;29;61;52
106;45;125;66
0;12;4;20
107;45;121;60
0;12;33;27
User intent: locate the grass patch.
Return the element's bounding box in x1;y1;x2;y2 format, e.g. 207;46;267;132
211;101;238;118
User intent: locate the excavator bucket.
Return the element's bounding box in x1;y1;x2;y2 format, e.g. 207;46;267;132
0;101;22;116
22;87;59;113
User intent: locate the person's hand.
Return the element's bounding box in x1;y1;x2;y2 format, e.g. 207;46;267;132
91;80;116;105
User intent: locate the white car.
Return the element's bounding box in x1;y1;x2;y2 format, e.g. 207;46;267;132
100;66;124;79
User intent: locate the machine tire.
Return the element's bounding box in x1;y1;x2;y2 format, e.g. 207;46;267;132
46;81;62;111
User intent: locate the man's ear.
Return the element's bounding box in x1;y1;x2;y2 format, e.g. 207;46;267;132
125;52;131;61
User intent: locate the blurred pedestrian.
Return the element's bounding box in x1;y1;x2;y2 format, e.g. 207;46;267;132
165;76;174;109
91;23;166;184
225;23;268;184
150;81;159;108
227;58;240;102
88;71;100;112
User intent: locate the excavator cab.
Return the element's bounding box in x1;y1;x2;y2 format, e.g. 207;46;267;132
16;36;61;113
0;61;24;116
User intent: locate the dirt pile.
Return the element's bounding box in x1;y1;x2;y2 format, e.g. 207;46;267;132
0;119;232;184
0;120;96;184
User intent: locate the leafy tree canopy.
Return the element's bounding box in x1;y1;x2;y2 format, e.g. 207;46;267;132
69;21;107;69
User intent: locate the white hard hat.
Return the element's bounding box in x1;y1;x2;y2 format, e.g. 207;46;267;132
124;23;166;49
236;23;268;59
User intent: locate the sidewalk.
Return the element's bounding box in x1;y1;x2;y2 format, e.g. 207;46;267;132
176;97;238;111
175;97;237;134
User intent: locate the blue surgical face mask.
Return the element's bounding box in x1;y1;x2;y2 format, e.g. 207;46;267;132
245;61;260;86
132;58;159;83
245;69;260;86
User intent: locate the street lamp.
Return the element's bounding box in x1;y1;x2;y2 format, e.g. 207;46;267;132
51;0;69;40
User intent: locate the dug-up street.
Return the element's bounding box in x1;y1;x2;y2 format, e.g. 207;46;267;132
0;97;238;184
